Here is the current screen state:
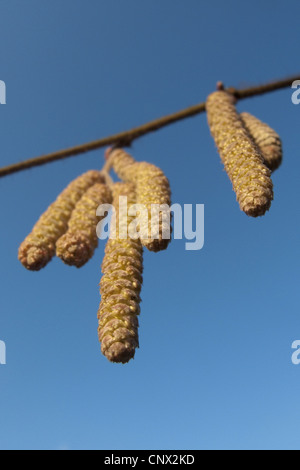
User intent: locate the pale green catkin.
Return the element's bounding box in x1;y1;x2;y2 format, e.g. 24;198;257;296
56;183;112;268
206;91;274;217
98;182;143;364
18;170;105;270
241;112;283;172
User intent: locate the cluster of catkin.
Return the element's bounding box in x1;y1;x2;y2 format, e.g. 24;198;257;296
19;170;112;270
18;151;172;364
18;85;282;366
206;90;282;217
97;148;172;363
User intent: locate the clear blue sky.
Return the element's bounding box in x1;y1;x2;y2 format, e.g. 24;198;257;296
0;0;299;450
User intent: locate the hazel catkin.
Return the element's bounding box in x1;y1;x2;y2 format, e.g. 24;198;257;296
109;148;172;252
206;91;274;217
18;170;105;271
241;112;283;172
98;182;143;364
56;183;112;268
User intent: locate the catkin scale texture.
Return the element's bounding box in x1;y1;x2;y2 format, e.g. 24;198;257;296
110;148;172;252
98;182;143;364
18;170;105;271
241;112;283;172
206;91;274;217
56;183;112;268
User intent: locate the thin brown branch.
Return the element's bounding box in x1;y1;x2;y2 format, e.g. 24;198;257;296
0;74;298;178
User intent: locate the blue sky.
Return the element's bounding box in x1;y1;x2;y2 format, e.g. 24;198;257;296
0;0;299;450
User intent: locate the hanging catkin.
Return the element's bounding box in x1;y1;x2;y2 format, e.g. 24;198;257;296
18;170;105;271
206;91;274;217
240;112;283;172
109;148;172;252
98;182;143;364
56;183;112;268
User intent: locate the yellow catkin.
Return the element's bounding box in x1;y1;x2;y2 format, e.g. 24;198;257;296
109;148;172;252
98;182;143;364
206;91;274;217
56;183;112;268
241;112;283;172
18;170;105;271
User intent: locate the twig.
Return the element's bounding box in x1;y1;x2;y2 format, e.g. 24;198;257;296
0;74;298;178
